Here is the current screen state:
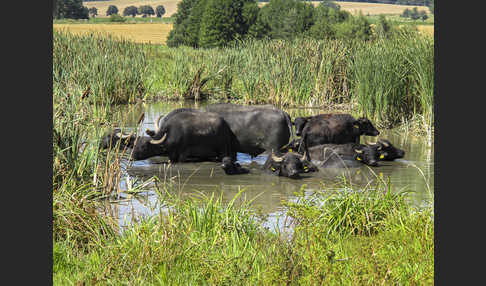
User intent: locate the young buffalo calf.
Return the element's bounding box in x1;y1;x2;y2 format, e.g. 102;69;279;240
294;114;380;148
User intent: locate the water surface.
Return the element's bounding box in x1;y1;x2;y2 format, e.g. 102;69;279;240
102;101;434;230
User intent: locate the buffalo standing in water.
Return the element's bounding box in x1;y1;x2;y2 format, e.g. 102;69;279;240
131;110;238;163
294;114;380;150
204;103;293;157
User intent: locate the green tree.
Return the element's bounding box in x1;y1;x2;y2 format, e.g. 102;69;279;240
308;3;349;40
409;7;420;20
54;0;89;19
419;10;428;21
88;7;97;18
199;0;258;48
334;13;372;41
123;6;138;17
166;0;202;47
257;0;315;40
139;5;155;17
155;5;166;17
401;8;410;18
106;5;118;16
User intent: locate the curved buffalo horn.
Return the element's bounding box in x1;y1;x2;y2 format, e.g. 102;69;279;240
354;148;363;154
150;132;167;145
154;114;164;133
368;142;377;145
115;131;134;139
379;140;390;147
271;150;284;162
302;150;308;161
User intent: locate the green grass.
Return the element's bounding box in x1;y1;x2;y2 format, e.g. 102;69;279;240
53;181;433;285
53;30;149;105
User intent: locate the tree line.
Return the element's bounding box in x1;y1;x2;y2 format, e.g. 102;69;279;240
167;0;398;48
53;0;166;19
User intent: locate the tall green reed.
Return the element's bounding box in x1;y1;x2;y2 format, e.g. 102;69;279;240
53;30;149;105
146;33;433;133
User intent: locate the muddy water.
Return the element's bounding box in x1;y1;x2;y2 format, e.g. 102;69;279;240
103;101;434;229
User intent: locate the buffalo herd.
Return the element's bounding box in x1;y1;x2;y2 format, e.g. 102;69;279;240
101;103;405;179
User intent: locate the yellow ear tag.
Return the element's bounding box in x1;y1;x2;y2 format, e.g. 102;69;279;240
356;157;361;161
289;148;293;152
380;154;385;159
271;167;276;171
354;124;360;129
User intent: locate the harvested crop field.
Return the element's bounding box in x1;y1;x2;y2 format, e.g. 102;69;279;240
258;1;430;15
83;0;180;17
53;23;173;44
336;1;429;15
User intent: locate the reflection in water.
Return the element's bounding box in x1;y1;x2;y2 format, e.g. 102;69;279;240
106;101;434;230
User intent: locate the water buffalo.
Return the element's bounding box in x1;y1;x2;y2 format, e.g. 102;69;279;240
100;128;137;150
297;114;380;150
145;108;203;138
204;103;293;157
367;139;405;161
307;143;384;168
221;156;250;175
132;109;238;162
263;150;318;178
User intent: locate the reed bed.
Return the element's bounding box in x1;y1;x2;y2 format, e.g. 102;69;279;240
146;30;433;133
53;30;149;104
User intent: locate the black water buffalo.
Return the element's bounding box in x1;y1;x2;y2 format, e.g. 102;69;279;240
263;151;318;178
367;139;405;161
145;108;203;138
297;114;380;150
307;143;383;168
204;103;293;157
221;156;250;175
100;128;138;150
131;109;238;162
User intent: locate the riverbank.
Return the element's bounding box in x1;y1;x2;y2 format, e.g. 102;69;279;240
54;180;433;285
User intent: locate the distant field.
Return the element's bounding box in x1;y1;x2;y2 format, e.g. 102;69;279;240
258;1;430;15
61;1;432;44
334;1;429;15
83;0;180;17
85;0;430;17
53;23;173;44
